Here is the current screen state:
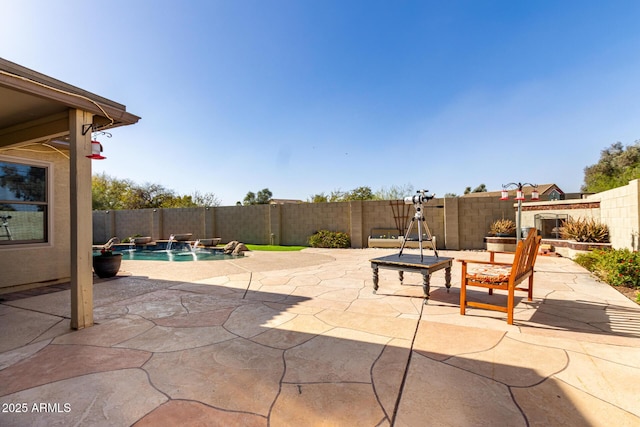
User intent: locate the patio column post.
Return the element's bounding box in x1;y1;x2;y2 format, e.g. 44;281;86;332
69;109;94;329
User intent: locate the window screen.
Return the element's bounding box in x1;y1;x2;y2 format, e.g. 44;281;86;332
0;160;48;244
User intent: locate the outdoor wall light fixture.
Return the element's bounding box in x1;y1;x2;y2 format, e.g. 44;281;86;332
500;182;539;242
86;131;112;160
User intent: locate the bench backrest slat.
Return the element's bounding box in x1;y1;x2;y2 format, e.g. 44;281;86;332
510;229;541;286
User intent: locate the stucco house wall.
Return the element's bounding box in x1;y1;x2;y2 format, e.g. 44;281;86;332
0;149;71;289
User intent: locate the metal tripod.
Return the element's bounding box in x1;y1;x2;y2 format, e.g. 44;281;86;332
398;202;438;261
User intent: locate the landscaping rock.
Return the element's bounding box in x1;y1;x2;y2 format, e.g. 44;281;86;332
223;241;238;254
232;243;249;255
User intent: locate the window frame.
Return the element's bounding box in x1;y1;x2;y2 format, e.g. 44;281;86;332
0;155;52;247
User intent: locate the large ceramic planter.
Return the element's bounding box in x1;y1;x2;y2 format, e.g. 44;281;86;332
485;236;517;252
93;254;122;278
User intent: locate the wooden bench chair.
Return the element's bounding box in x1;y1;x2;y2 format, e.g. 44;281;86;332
458;228;541;324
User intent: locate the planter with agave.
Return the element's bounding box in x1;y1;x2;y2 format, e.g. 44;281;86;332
489;218;517;237
485;218;518;252
555;217;611;258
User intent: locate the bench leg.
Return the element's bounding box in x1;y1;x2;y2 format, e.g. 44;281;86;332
398;270;404;285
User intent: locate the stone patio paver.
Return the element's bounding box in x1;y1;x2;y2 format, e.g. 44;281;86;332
1;248;639;426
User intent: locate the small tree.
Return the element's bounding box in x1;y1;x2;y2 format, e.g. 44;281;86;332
375;184;414;200
191;190;221;207
344;186;376;201
309;193;329;203
91;173;221;209
463;184;487;194
243;188;272;205
243;191;256;205
256;188;273;204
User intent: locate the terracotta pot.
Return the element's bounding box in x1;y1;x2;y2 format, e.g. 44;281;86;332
93;254;122;278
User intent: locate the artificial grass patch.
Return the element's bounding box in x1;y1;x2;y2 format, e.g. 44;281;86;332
245;244;307;251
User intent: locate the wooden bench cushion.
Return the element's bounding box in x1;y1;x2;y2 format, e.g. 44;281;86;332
467;265;512;284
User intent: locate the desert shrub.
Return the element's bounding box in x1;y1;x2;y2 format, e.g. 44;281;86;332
560;217;609;243
574;248;640;288
573;251;600;271
489;219;516;236
308;230;351;248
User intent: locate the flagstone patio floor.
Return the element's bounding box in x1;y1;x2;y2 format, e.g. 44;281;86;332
1;248;639;426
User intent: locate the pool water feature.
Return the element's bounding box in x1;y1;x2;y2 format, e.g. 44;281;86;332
100;247;235;262
119;249;233;261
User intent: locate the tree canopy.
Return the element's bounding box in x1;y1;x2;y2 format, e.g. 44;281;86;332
243;188;273;205
582;141;640;193
92;173;220;210
308;184;415;202
463;184;487;194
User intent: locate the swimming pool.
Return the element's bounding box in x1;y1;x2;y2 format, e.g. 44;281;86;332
114;249;235;262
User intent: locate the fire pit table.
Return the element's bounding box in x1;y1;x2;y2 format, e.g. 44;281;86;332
369;254;453;302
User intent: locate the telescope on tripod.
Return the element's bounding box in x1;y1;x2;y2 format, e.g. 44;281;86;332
398;190;438;261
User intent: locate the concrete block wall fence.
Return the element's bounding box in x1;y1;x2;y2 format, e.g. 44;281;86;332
93;199;513;250
93;179;640;251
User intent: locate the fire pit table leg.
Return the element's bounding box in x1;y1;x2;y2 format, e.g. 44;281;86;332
372;265;379;293
445;266;451;292
398;270;404;285
422;272;431;303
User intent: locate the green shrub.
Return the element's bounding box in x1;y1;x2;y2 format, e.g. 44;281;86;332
121;234;142;243
573;251;600;271
560;217;609;243
574;248;640;288
308;230;351;248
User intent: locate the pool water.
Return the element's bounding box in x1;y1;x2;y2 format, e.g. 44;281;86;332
115;249;234;262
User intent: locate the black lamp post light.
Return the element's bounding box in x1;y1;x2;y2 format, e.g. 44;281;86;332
500;182;539;242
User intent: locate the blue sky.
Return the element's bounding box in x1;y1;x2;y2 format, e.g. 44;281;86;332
2;1;639;205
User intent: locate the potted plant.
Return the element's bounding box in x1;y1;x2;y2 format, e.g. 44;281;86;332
92;247;122;278
489;219;517;237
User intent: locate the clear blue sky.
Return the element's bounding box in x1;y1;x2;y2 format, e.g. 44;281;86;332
3;1;639;205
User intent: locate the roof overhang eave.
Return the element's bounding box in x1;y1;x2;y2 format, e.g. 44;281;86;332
0;60;140;130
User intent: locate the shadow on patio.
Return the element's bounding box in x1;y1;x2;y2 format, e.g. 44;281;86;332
1;249;639;425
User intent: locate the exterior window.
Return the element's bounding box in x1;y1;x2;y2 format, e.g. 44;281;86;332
549;189;561;201
0;159;48;245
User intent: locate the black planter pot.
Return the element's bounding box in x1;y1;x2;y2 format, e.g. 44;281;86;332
93;254;122;278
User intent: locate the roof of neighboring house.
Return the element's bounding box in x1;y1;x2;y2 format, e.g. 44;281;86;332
0;57;140;148
270;199;304;204
461;183;564;198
